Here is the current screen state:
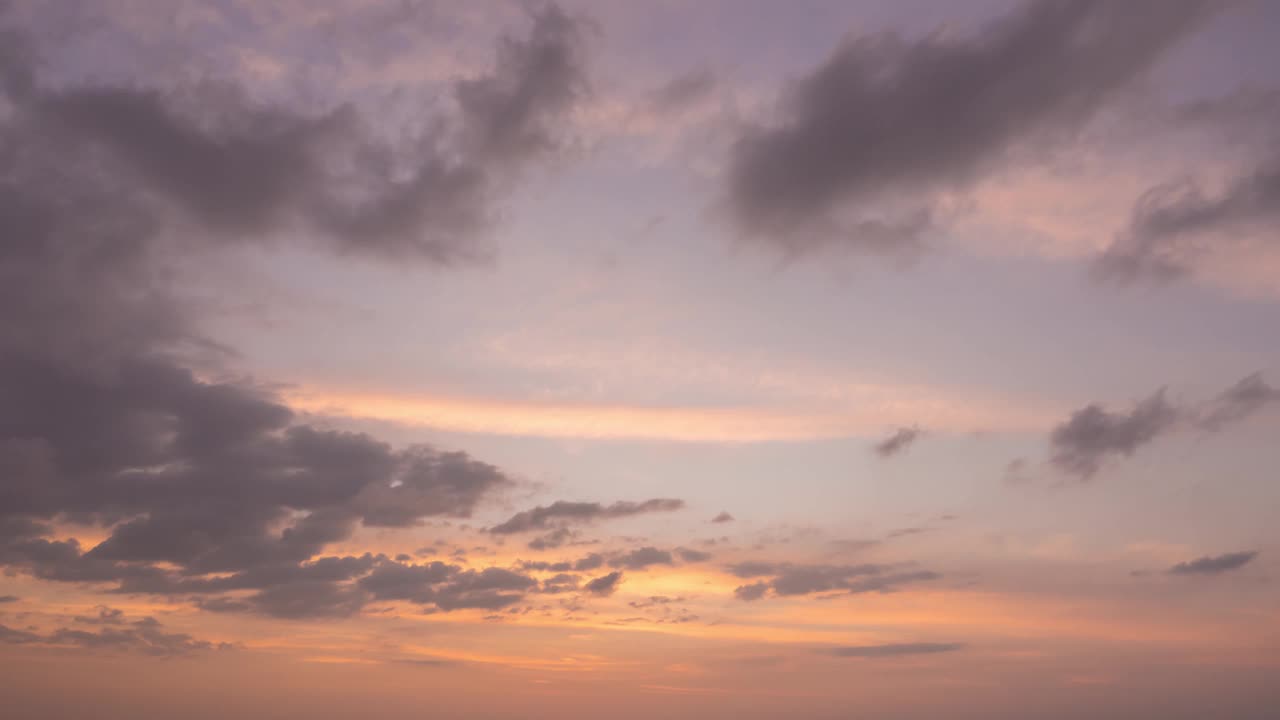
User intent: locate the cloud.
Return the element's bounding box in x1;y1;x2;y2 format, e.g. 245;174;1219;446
489;498;685;534
821;642;965;658
73;606;127;625
610;546;675;570
1048;374;1278;478
0;615;229;656
1196;373;1280;432
5;4;588;260
733;582;769;602
0;595;17;603
724;0;1213;256
710;511;735;524
0;5;594;626
1167;551;1258;576
573;553;605;572
583;571;623;597
676;547;713;563
1049;388;1180;479
354;560;538;615
873;427;922;458
727;562;939;600
527;528;579;551
1095;165;1280;283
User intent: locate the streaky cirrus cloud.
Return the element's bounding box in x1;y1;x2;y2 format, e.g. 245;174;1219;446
1167;551;1258;576
489;498;686;534
729;561;939;600
820;642;965;658
724;0;1214;256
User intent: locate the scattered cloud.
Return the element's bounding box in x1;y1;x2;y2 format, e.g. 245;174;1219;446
0;615;229;656
584;571;623;597
873;426;922;458
1049;373;1279;479
724;0;1213;256
490;499;685;535
728;562;939;600
1167;551;1258;576
820;642;964;658
1049;388;1179;479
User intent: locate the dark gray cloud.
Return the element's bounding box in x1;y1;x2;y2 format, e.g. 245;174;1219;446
724;0;1212;255
1049;373;1278;479
3;4;588;260
583;571;623;597
1049;388;1179;479
1167;551;1258;576
0;595;17;603
489;498;685;535
728;561;939;600
873;427;922;458
821;642;965;658
0;6;594;626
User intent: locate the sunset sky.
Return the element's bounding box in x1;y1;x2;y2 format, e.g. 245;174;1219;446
1;1;1278;718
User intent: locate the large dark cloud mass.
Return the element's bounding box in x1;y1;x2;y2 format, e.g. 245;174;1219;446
0;6;589;621
724;0;1212;255
821;642;964;658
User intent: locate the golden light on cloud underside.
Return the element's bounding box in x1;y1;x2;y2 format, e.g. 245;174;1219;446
282;386;1056;442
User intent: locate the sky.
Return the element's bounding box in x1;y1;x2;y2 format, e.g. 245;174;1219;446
1;1;1278;718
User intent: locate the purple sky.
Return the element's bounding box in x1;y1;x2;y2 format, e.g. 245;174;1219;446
1;2;1278;718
